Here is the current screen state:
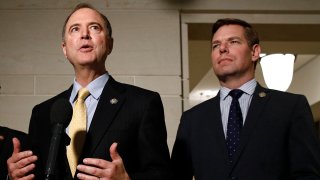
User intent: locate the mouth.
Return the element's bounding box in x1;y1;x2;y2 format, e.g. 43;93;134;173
79;44;93;52
218;58;232;64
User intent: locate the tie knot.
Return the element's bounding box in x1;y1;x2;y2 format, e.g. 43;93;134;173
229;89;244;99
77;88;90;101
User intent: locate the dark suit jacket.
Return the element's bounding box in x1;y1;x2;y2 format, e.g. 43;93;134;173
171;84;320;180
0;126;30;180
28;76;171;180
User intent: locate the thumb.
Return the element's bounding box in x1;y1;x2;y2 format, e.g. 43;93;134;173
109;142;121;161
12;137;21;154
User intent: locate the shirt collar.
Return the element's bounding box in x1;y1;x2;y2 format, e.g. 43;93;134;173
220;79;257;100
70;72;109;102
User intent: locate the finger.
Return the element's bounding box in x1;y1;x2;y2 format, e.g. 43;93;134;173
7;150;34;164
12;137;21;154
0;135;4;141
11;174;35;180
82;158;111;168
7;154;37;178
76;171;99;180
109;142;121;161
77;164;102;176
80;158;117;179
15;174;35;180
16;155;37;169
11;163;36;178
77;164;97;173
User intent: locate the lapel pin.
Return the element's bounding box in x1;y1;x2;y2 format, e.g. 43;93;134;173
110;98;118;104
259;92;266;97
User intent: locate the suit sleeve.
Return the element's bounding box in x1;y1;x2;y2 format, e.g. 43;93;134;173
0;127;30;180
289;95;320;179
129;93;172;180
171;112;194;180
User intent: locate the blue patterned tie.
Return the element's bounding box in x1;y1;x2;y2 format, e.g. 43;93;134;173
226;89;244;164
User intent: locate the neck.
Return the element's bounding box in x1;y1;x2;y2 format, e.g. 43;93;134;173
75;68;106;87
220;75;254;89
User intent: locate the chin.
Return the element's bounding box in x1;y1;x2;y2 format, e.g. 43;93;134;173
216;69;236;78
78;56;96;63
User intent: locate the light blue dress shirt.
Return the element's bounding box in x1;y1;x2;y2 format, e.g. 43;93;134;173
219;79;257;138
68;72;109;132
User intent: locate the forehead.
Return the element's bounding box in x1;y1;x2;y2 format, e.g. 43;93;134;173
66;8;104;27
212;24;246;41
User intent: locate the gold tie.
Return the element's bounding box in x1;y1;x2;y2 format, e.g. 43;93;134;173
67;88;90;176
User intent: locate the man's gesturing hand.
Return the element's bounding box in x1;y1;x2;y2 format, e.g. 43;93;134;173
77;142;130;180
7;137;37;180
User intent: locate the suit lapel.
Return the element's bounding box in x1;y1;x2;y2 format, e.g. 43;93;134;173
231;84;271;169
84;77;126;156
203;93;230;167
212;94;230;161
57;85;73;100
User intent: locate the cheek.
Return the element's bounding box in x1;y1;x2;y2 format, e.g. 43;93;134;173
96;44;107;54
211;51;219;63
236;48;251;58
211;54;219;71
94;38;106;49
65;40;77;51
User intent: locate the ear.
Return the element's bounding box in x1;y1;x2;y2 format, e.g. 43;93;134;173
62;41;67;58
107;37;114;55
251;44;261;63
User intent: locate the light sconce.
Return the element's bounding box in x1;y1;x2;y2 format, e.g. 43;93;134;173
260;53;295;91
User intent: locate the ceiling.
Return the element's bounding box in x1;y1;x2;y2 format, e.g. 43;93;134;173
188;23;320;104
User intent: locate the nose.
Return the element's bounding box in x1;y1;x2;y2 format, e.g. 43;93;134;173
219;42;229;54
81;34;90;39
81;29;91;40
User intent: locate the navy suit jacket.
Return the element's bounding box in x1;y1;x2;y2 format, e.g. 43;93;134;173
171;84;320;180
28;76;171;179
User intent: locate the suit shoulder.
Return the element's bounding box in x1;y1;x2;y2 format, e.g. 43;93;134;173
0;126;27;139
117;82;160;98
259;88;310;108
268;89;307;100
183;97;216;115
0;126;29;150
33;89;71;110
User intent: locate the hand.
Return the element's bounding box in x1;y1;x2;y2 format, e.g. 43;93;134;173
0;135;4;141
7;137;37;180
76;142;130;180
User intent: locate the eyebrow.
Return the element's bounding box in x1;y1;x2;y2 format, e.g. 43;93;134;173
68;23;80;31
68;22;103;29
88;22;103;27
228;36;242;41
212;36;242;44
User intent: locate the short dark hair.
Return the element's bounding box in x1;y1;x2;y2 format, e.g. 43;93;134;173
61;3;112;41
211;18;259;48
